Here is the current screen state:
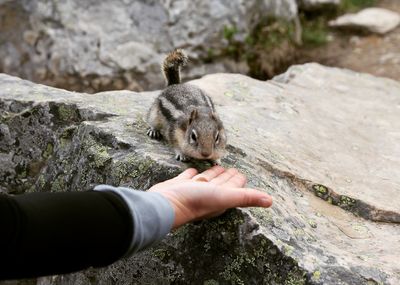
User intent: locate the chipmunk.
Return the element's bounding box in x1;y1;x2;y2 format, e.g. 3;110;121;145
146;49;226;162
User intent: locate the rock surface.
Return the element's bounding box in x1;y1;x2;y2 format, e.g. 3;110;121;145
298;0;340;11
329;7;400;34
0;0;297;93
1;64;400;284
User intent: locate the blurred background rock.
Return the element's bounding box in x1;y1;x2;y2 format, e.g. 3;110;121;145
0;0;398;92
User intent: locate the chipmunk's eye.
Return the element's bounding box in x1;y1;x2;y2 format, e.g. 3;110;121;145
190;130;197;143
215;132;220;144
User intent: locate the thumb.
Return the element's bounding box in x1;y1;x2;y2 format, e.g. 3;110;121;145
216;187;273;209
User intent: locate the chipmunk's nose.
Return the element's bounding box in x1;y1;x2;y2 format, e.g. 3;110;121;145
201;151;212;158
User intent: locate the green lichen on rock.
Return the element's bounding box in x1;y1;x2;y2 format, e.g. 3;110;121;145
152;248;169;261
42;142;54;158
339;195;356;208
313;183;328;197
308;219;317;228
56;103;80;122
83;136;111;169
156;210;308;285
51;175;65;192
312;270;321;282
285;271;307;285
1;71;397;284
111;152;154;182
249;207;274;227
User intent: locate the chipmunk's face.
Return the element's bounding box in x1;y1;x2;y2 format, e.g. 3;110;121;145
182;109;227;160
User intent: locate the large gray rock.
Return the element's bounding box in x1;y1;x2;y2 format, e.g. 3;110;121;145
298;0;340;11
1;63;400;284
329;8;400;34
0;0;297;93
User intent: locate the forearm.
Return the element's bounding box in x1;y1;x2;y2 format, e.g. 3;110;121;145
0;187;174;280
0;190;132;279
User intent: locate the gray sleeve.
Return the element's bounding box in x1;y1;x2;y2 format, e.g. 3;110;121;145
94;185;175;256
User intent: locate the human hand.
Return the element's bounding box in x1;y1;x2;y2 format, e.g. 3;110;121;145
149;166;272;228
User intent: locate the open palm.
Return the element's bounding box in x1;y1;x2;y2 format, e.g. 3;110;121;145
149;166;272;228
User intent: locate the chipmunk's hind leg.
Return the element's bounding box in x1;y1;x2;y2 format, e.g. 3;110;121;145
146;99;164;140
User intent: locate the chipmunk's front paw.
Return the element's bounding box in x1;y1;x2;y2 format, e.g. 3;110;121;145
175;153;190;162
147;128;162;140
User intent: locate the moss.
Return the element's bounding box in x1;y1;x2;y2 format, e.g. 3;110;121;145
340;0;376;12
223;25;238;42
245;18;296;79
204;48;217;63
218;17;297;79
301;15;329;47
216;0;376;80
249;18;295;49
222;25;240;58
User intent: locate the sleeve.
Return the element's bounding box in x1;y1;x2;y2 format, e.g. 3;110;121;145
0;187;174;280
93;185;175;256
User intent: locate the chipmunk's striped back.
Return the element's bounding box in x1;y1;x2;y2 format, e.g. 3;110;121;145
146;49;226;162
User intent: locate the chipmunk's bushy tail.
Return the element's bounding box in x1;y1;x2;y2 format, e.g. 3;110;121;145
162;49;188;86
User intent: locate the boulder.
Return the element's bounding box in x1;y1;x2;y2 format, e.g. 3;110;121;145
1;63;400;284
0;0;298;93
298;0;340;11
329;7;400;34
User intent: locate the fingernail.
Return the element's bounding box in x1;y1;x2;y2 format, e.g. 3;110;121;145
260;197;272;207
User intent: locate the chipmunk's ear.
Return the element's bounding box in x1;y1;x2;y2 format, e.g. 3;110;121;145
189;109;198;125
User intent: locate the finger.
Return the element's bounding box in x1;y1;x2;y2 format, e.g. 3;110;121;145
194;210;226;221
215;170;247;188
209;168;239;185
214;187;273;209
174;168;198;180
192;165;225;182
